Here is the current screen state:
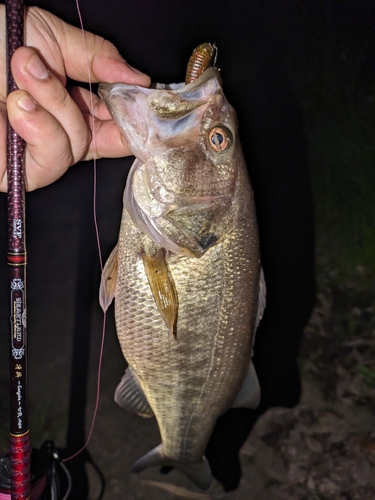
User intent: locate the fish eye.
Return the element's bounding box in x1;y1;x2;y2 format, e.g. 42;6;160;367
208;127;232;153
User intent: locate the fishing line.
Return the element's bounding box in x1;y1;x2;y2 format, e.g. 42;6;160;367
62;0;107;463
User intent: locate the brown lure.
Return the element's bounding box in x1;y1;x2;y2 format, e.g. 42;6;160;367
185;42;216;84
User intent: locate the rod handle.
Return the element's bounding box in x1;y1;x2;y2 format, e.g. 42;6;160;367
9;431;31;500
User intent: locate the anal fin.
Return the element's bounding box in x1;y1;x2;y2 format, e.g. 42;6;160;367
114;366;154;418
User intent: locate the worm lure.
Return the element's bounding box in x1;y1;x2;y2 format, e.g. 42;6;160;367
185;42;217;84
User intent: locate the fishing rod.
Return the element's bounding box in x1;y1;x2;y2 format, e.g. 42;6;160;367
5;0;30;497
1;1;72;499
1;1;108;497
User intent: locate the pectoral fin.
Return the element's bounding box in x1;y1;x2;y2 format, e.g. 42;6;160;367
142;248;178;338
114;366;154;418
99;244;119;312
232;361;260;409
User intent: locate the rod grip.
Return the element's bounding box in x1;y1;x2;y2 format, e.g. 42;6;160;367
9;431;31;500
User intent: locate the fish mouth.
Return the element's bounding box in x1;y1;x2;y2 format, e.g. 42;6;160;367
98;83;154;162
101;67;236;257
98;68;223;160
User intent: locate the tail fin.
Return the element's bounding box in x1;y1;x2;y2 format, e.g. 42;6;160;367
131;444;211;491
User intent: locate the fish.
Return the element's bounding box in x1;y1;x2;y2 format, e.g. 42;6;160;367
98;58;265;491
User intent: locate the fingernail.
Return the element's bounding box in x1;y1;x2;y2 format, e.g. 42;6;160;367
26;53;49;80
17;94;37;111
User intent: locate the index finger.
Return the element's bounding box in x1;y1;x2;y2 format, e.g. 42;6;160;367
31;7;151;87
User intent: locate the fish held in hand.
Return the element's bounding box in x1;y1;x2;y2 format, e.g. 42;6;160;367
98;63;265;491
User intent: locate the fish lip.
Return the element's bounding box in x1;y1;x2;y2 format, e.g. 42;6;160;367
182;67;221;89
98;83;153;162
98;82;151;99
98;67;221;108
157;67;221;93
98;67;220;98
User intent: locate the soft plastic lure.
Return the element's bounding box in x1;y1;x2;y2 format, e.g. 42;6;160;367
185;42;217;84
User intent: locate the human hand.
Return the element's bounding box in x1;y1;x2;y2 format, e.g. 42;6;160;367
0;6;150;192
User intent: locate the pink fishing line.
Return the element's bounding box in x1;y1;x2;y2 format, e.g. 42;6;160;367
63;0;107;463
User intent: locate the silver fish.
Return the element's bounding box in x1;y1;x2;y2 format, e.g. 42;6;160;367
98;66;265;491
